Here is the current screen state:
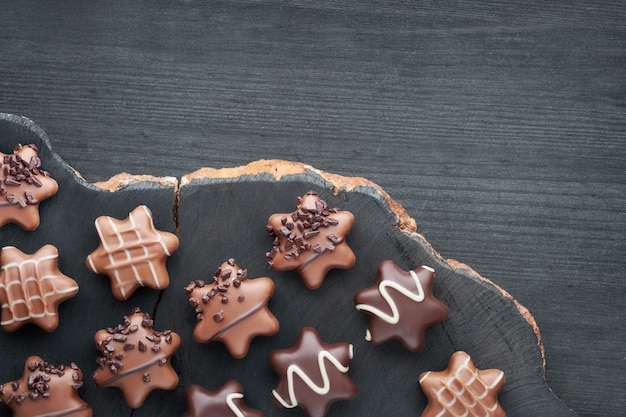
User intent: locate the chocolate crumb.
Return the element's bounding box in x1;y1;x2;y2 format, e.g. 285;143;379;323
213;311;224;322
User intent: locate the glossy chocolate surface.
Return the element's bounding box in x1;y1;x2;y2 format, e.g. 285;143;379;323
419;351;506;417
184;259;279;359
354;261;448;351
183;381;264;417
0;144;58;231
266;191;355;290
0;355;92;417
92;308;181;409
269;327;357;417
0;245;79;333
86;205;179;300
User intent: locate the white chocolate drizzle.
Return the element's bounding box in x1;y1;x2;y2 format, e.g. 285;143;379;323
355;269;428;324
225;392;246;417
0;250;78;326
272;346;353;409
87;206;174;299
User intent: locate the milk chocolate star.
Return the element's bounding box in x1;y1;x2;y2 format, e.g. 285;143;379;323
265;190;355;290
269;327;357;417
354;261;448;351
184;259;279;359
0;355;92;417
419;351;506;417
86;205;179;300
0;144;58;231
92;308;181;409
0;245;79;332
183;381;264;417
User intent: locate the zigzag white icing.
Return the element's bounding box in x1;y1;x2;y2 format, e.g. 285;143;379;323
355;267;432;325
272;346;353;409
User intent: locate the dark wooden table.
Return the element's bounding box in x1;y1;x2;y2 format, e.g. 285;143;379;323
0;1;624;416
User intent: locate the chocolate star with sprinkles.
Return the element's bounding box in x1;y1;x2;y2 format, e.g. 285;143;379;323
419;351;506;417
0;143;58;231
0;355;92;417
353;260;448;352
269;327;357;417
265;190;355;290
184;259;279;359
183;381;264;417
92;308;181;409
0;245;79;333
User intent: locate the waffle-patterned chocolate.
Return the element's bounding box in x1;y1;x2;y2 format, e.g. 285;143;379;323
265;191;355;290
0;245;79;332
0;355;92;417
184;258;279;359
354;261;448;352
419;351;506;417
92;308;181;409
86;205;179;300
269;327;357;417
0;144;58;231
183;381;264;417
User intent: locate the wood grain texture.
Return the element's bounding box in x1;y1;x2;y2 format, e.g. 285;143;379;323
0;1;625;415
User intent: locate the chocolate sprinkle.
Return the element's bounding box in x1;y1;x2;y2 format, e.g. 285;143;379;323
1;145;49;204
213;311;224;322
266;191;345;263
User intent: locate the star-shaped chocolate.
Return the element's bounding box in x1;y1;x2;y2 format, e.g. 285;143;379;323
354;260;448;352
183;381;264;417
269;327;357;417
0;355;92;417
419;351;506;417
0;143;58;231
92;308;181;409
0;245;79;332
265;190;355;290
184;259;279;359
86;205;179;300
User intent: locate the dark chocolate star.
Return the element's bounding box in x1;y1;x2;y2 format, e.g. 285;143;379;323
354;260;448;352
183;380;264;417
265;191;355;290
269;327;357;417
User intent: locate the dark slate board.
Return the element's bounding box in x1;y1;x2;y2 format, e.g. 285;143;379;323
0;114;576;416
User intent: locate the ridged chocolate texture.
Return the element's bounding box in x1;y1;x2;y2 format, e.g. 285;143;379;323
354;261;448;351
265;190;355;290
92;308;181;408
269;327;357;417
0;245;79;332
86;205;179;300
183;381;264;417
184;259;279;359
0;143;58;231
419;351;506;417
0;355;92;417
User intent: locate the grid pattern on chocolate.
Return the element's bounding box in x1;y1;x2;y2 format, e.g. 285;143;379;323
87;206;173;299
0;249;78;327
421;354;504;417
